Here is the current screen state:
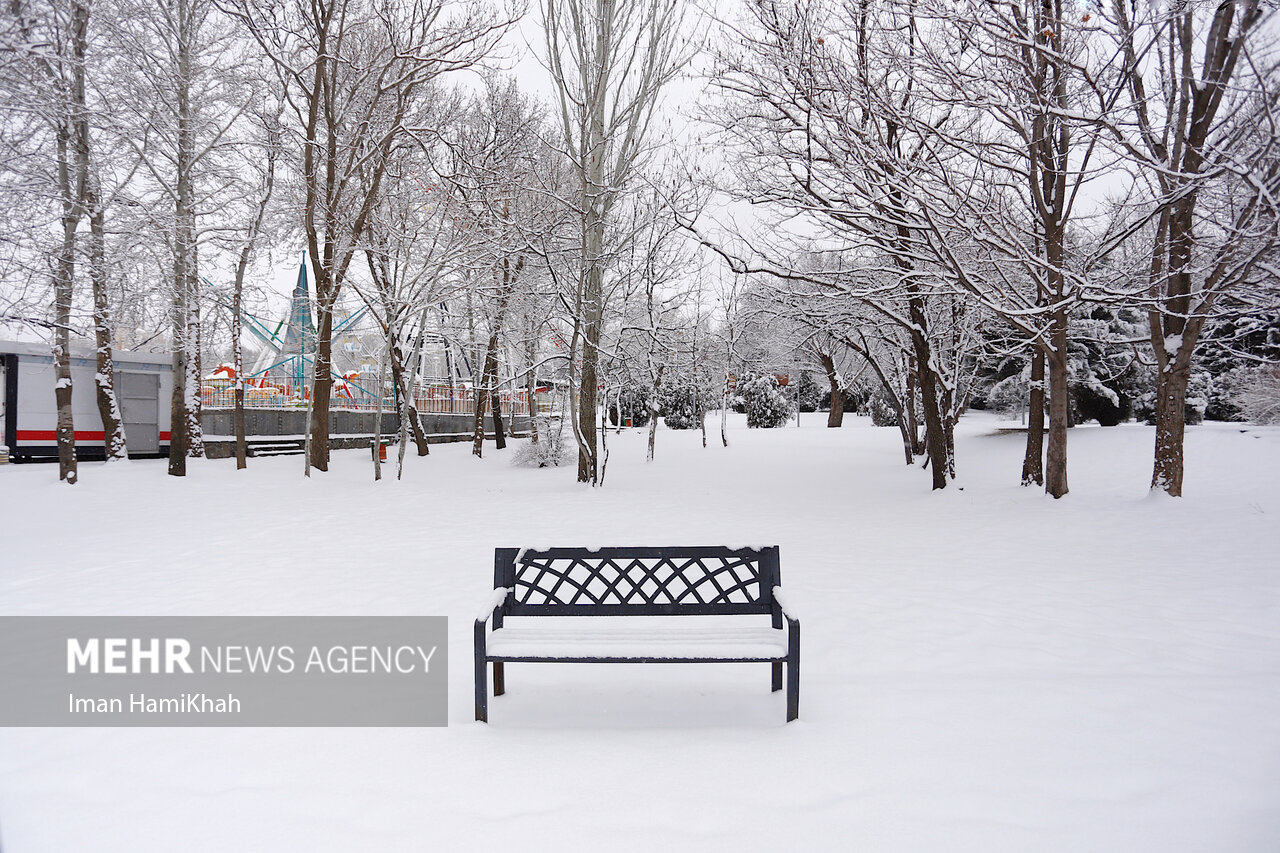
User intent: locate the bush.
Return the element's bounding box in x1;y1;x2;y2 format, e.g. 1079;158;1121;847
741;374;791;428
795;371;821;413
511;417;572;468
1234;365;1280;424
868;394;899;427
607;383;652;428
662;383;701;430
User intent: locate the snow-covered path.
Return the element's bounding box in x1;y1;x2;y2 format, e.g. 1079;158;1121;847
1;413;1277;851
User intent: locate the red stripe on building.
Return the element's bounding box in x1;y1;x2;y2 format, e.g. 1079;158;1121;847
15;430;106;441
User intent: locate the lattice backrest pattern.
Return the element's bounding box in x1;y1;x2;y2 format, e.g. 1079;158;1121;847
511;549;767;608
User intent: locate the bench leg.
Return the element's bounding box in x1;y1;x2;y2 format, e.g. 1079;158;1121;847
474;622;488;723
786;637;800;722
494;661;505;696
771;661;783;692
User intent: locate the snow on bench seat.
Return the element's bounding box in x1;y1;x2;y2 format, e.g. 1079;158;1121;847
487;620;788;661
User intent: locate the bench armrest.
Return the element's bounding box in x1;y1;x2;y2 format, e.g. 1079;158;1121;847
476;587;512;626
771;586;799;623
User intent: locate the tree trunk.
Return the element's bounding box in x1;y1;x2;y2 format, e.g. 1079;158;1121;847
168;0;195;477
1149;195;1200;497
908;298;948;489
229;121;277;472
525;332;539;444
647;363;664;462
185;255;203;457
232;285;247;469
1044;308;1069;499
372;326;390;481
167;276;189;476
1021;346;1045;486
53;133;78;484
487;321;507;452
576;55;607;485
74;15;123;465
490;383;507;450
941;384;957;480
468;330;491;458
308;303;334;471
88;202;125;461
820;352;843;427
390;339;429;456
577;264;603;483
1152;340;1196;496
905;356;922;455
52;0;93;484
700;405;707;447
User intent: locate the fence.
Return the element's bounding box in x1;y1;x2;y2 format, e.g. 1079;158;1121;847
201;383;531;416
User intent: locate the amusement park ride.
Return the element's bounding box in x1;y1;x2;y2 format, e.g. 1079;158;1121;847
234;261;372;403
221;258;501;413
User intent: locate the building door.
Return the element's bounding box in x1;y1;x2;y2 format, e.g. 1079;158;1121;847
119;372;159;455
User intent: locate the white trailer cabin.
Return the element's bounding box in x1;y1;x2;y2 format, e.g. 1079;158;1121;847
0;340;173;462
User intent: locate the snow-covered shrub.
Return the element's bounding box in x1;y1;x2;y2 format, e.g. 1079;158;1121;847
662;383;700;430
1199;312;1280;420
795;371;821;413
1234;366;1280;424
986;369;1031;418
1184;370;1210;425
1067;306;1151;425
511;417;571;468
820;386;867;414
607;383;651;428
1203;366;1250;422
741;374;791;428
868;394;898;427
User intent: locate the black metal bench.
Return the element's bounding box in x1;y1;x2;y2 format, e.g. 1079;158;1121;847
474;546;800;723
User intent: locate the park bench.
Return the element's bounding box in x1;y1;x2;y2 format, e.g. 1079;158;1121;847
474;546;800;723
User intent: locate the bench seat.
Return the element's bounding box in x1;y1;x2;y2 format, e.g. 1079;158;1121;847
487;619;789;662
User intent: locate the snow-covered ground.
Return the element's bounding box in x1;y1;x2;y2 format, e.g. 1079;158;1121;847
1;412;1277;852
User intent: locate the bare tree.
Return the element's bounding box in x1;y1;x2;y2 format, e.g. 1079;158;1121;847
542;0;690;485
1101;0;1279;495
706;0;966;488
231;0;512;473
229;104;282;470
2;0;97;482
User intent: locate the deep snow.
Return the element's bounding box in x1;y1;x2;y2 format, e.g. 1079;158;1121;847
0;412;1277;852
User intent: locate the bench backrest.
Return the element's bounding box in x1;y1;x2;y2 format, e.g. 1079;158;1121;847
494;546;781;617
